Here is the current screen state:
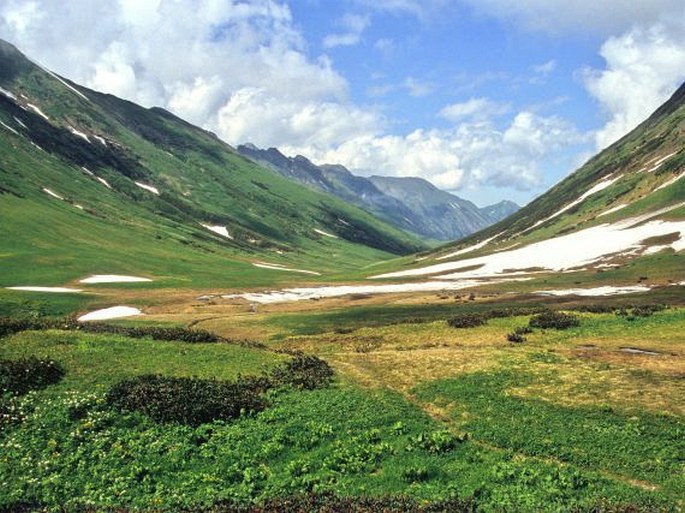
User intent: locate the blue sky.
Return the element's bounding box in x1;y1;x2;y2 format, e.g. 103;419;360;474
1;0;684;206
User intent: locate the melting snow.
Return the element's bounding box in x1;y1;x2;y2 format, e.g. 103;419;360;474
81;167;94;176
314;228;338;238
79;275;152;284
202;224;233;239
252;262;321;275
534;286;650;297
93;135;107;146
373;209;685;280
6;286;83;293
42;188;64;200
68;126;90;143
74;204;84;210
13;117;27;129
27;103;49;121
43;68;90;102
224;278;529;304
437;233;502;261
77;306;142;322
135;182;160;195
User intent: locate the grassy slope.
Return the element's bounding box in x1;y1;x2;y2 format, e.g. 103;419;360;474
0;40;425;292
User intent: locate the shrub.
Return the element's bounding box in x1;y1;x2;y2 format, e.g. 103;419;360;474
529;311;580;330
406;430;466;454
0;357;65;395
447;313;487;329
270;354;334;390
106;374;269;425
77;324;220;343
506;332;526;343
402;465;432;483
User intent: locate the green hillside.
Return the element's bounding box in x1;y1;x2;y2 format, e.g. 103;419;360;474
0;39;424;290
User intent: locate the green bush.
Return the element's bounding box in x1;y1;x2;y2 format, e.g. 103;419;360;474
447;313;487;329
529;311;580;330
406;430;466;454
106;374;270;426
270;354;334;390
0;357;65;395
77;323;221;343
506;332;526;343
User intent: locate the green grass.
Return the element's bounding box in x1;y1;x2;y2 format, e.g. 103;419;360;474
0;330;285;392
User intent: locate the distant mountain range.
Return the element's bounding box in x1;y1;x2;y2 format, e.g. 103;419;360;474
237;144;518;241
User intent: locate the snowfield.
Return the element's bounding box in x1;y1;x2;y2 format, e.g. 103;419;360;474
79;275;152;284
135;182;160;195
202;224;233;239
534;286;651;297
77;306;142;322
252;262;321;275
6;286;83;293
314;228;338;238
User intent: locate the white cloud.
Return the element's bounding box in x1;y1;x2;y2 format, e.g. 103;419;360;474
323;13;370;48
461;0;684;36
582;22;685;149
403;77;436;97
439;97;509;122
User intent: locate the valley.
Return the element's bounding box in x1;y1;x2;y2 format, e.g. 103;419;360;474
1;36;684;512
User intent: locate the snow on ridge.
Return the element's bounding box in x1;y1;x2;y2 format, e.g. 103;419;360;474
534;285;650;297
93;135;107;146
598;203;628;218
77;306;142;322
27;103;49;121
0;121;19;135
42;187;64;200
43;68;90;102
202;224;233;239
654;172;684;192
79;274;152;284
314;228;338;238
252;262;321;275
372;209;685;281
437;233;502;261
646;152;678;173
6;286;83;293
68;126;90;143
95;176;111;189
0;86;17;101
135;182;160;195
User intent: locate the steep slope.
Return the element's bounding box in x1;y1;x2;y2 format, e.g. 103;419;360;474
237;144;518;241
371;82;685;290
0;39;424;288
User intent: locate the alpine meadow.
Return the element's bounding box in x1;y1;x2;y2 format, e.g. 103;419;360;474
0;5;684;512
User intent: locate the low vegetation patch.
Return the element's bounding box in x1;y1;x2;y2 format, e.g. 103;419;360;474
529;310;581;330
0;356;65;395
447;313;488;329
270;353;334;390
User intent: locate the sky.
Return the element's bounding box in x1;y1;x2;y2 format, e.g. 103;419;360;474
1;1;684;206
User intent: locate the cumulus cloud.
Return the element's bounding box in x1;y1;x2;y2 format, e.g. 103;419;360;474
582;22;685;149
439;97;510;122
323;13;370;48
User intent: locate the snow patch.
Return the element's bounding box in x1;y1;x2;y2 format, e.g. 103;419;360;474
27;103;49;121
42;187;64;200
202;224;233;239
224;278;529;304
77;306;142;322
534;286;650;297
252;262;321;275
79;275;152;284
93;135;107;146
81;167;94;176
314;228;338;238
437;233;502;261
373;209;685;281
646;152;678;173
43;68;90;102
6;286;83;293
135;182;160;195
68;126;90;143
74;204;84;210
13;117;27;129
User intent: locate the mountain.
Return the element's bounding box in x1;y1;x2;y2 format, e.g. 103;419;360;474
0;39;425;288
371;82;685;290
236;144;518;241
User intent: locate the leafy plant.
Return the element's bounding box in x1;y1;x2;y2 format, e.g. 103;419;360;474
447;313;487;329
270;354;334;390
0;357;65;395
529;311;580;330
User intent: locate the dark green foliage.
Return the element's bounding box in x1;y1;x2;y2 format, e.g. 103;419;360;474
616;304;667;320
0;357;65;395
106;374;270;426
270;353;334;390
77;323;221;343
506;332;526;343
529;311;581;330
447;313;487;329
